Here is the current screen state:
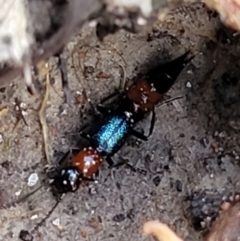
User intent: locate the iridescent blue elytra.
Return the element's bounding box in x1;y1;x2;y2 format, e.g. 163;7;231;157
94;115;129;154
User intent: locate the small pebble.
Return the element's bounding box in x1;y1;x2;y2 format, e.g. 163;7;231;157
175;180;182;192
137;17;147;25
15;189;22;196
61;109;68;115
112;214;125;222
52;218;60;226
22;110;28;116
27;173;39;187
219;131;226;138
206;216;212;222
19;230;33;241
153;176;161;187
214;131;219;136
88;20;97;28
186;81;192;88
20;103;27;109
199;137;209;148
201;221;206;228
30;214;38;220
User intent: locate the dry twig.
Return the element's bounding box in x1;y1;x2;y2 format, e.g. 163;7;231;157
38;63;51;164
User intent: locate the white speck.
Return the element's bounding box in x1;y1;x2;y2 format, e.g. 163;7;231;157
235;156;239;160
219;131;226;138
214;131;219;136
22;110;28;116
20;102;27;109
200;221;206;228
218;147;224;152
85;202;90;210
63;180;67;185
124;111;132;118
28;173;39;187
15;189;22;196
49;179;54;184
187;70;193;74
89;20;97;28
141;94;148;104
172;100;182;112
206;216;212;222
84;156;93;165
233;32;240;37
133;103;139;112
0;134;3;143
61;109;68;115
186;82;192;88
210;173;214;178
222;196;227;201
30;214;39;220
52;218;60;226
150;85;156;92
137;17;147;25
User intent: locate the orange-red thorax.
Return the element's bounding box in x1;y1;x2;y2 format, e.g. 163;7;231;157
72;147;103;177
127;78;163;112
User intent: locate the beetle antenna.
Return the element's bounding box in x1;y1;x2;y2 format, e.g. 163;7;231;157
32;198;61;233
19;196;63;241
2;184;45;209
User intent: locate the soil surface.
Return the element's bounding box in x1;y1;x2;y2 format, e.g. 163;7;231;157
1;2;240;241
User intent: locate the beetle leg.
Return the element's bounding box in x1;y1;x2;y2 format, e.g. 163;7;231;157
100;90;120;105
78;124;93;141
147;108;156;137
97;90;122;114
79;131;92;141
106;156;114;167
57;51;72;104
82;176;95;182
96;104;112;115
131;129;148;141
